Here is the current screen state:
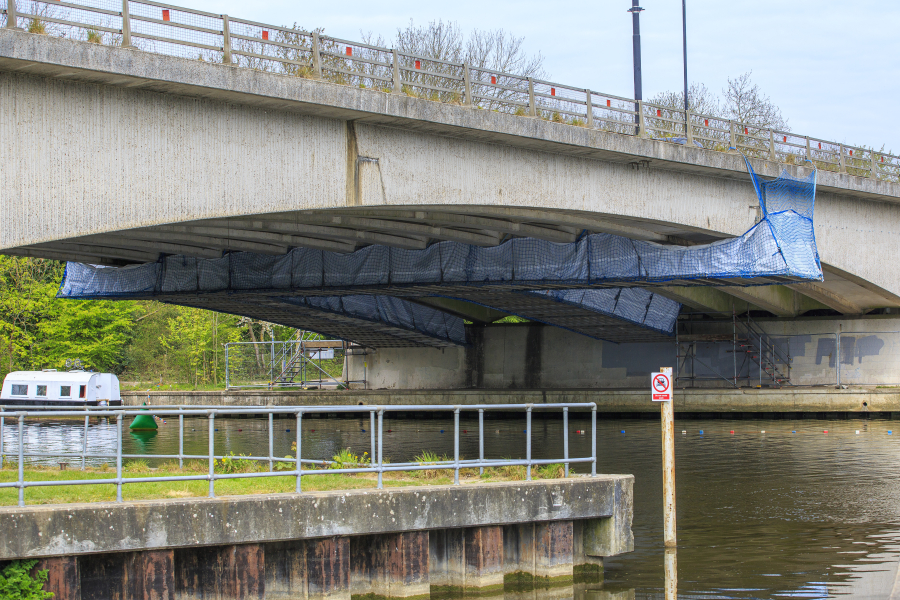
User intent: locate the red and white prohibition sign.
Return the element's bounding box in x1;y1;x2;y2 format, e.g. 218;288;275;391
651;372;672;402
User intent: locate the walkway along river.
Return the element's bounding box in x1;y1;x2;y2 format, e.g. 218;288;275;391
2;414;899;598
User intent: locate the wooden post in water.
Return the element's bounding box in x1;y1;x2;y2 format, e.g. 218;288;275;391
654;367;677;548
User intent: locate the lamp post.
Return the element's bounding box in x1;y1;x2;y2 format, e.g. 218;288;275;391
682;0;688;112
627;1;644;135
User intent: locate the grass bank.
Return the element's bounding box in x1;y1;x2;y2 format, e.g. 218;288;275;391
0;457;567;506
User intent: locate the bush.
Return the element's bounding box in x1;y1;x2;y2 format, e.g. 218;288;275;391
411;450;450;480
331;448;369;472
215;453;259;474
0;560;53;599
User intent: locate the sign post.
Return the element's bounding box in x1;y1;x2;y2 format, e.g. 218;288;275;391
651;367;676;549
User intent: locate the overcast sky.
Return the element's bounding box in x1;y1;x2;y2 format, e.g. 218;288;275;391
189;0;897;151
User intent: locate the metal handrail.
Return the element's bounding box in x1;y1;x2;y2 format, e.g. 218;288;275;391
2;0;896;181
0;403;598;507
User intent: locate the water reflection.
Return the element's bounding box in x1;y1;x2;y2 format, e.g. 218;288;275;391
2;415;900;598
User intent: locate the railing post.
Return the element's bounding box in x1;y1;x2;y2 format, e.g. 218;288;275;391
729;121;736;150
805;137;812;162
178;409;183;469
221;15;232;64
392;49;402;95
769;130;776;161
637;100;646;138
563;407;569;478
871;151;878;179
478;408;484;476
370;410;375;467
81;414;89;470
527;77;536;117
591;405;597;477
453;408;460;485
684;110;693;145
6;0;20;30
839;144;847;173
0;409;5;470
208;412;215;498
295;412;302;492
585;89;594;128
121;0;132;48
224;344;230;389
525;406;532;481
17;413;24;507
268;412;274;472
463;63;472;107
312;31;322;78
116;412;123;503
377;409;384;489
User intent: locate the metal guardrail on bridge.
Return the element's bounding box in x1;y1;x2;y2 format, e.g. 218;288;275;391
2;0;897;183
0;402;598;507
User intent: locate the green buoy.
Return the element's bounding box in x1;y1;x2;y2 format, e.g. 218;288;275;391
130;402;158;431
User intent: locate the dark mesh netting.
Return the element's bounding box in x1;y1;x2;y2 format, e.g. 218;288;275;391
56;163;819;346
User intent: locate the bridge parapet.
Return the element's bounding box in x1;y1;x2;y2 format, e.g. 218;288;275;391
1;0;898;185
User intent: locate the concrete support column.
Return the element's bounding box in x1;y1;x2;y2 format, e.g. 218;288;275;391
534;521;574;584
463;526;504;594
351;531;429;599
503;523;536;590
127;550;175;600
572;521;604;584
265;541;308;599
429;529;464;597
174;544;264;599
307;537;350;600
33;556;80;600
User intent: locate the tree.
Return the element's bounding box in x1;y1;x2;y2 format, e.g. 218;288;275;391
649;82;721;119
35;298;136;373
722;71;789;132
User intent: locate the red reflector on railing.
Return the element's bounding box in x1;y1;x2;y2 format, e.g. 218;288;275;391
491;75;496;84
162;9;170;21
607;99;611;107
415;60;421;69
882;157;885;162
656;109;661;117
262;31;269;41
818;142;821;149
551;87;556;96
346;47;352;56
850;150;853;156
744;127;748;135
783;136;787;143
704;119;708;126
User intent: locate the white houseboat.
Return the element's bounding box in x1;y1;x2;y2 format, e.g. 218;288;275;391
0;370;122;407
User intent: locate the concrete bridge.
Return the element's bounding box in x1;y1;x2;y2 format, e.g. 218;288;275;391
1;21;900;387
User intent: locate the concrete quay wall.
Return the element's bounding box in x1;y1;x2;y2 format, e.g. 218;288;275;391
0;478;633;599
122;388;900;415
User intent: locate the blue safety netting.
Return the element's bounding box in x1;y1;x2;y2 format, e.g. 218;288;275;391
58;208;821;299
278;295;465;345
56;161;819;343
523;288;681;334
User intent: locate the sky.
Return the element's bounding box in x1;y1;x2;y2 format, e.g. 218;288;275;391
186;0;898;152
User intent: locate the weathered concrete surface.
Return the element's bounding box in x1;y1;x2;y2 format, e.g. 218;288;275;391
0;477;632;560
0;28;899;308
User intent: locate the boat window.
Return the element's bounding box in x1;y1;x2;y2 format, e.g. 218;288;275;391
11;384;27;396
60;386;71;397
36;385;47;397
79;385;86;399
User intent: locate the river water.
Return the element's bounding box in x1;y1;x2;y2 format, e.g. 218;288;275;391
3;413;899;599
